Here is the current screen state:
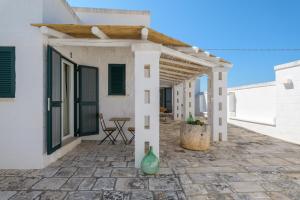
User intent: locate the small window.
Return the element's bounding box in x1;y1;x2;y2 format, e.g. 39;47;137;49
0;47;15;98
144;65;150;78
108;64;126;95
218;72;222;80
144;141;150;154
144;116;150;129
144;90;150;104
218;102;222;111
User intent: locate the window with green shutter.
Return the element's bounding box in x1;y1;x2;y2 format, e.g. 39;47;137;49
0;47;15;98
108;64;126;95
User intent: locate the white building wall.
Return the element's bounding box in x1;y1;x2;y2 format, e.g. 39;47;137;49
0;0;45;169
73;7;150;26
43;0;80;24
275;61;300;144
52;46;135;142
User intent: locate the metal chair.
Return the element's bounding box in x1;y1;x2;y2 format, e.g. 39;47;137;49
127;127;135;144
99;113;117;145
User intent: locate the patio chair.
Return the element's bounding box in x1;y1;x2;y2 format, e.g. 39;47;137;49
99;113;117;145
127;127;135;144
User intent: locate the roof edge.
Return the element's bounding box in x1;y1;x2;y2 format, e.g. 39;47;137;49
60;0;81;23
274;60;300;71
228;81;276;91
72;7;150;16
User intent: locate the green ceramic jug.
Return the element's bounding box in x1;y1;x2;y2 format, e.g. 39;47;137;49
141;146;159;175
187;113;194;124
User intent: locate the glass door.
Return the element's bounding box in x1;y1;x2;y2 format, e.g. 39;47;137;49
61;59;74;141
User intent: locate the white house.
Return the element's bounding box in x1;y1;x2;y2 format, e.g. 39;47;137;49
0;0;232;169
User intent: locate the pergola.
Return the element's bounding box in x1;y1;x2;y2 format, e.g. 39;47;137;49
33;24;232;167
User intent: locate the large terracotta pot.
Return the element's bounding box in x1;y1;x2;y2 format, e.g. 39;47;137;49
180;122;210;151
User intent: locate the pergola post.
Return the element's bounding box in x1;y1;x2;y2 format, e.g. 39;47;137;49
132;43;161;168
173;83;184;120
207;67;229;142
183;79;196;120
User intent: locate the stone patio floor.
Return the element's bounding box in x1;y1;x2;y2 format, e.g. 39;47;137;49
1;121;300;200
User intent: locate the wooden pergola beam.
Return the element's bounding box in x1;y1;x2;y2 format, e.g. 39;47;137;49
160;73;186;81
160;79;179;84
160;58;205;71
160;71;190;79
40;26;73;39
160;77;181;83
161;46;216;68
160;64;203;75
160;68;195;76
91;26;109;39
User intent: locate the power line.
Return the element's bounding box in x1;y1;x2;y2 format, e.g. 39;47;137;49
204;48;300;52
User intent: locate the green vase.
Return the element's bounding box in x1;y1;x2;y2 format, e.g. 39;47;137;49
141;146;159;175
187;113;194;124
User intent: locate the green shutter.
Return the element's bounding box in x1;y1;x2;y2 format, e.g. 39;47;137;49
0;47;15;98
108;64;126;95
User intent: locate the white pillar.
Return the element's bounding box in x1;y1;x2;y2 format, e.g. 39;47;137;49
173;83;184;121
132;43;161;168
207;67;229;142
183;79;196;120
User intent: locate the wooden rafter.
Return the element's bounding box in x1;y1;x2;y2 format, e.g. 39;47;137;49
160;68;193;77
160;77;181;83
160;74;186;81
160;71;189;79
160;79;178;84
160;64;203;75
160;58;205;71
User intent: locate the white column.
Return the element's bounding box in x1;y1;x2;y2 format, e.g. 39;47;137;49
183;79;196;120
173;83;184;120
132;43;161;168
207;67;229;142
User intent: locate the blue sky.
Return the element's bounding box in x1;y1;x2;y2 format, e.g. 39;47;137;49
68;0;300;87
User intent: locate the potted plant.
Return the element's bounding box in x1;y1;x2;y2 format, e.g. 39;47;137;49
180;114;210;151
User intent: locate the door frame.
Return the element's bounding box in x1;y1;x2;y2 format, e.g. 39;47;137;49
61;59;75;141
47;46;77;155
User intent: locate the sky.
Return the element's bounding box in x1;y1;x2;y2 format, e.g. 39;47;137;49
67;0;300;87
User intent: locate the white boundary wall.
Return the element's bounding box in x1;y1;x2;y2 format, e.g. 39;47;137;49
228;82;277;125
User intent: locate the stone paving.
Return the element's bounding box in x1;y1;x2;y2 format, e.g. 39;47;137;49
1;121;300;199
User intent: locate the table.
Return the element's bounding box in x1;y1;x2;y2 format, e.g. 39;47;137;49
109;117;130;144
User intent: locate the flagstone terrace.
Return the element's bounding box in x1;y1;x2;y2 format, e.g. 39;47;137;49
1;121;300;200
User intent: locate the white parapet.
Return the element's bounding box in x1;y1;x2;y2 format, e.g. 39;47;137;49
132;43;161;168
